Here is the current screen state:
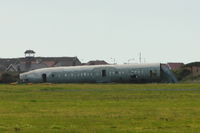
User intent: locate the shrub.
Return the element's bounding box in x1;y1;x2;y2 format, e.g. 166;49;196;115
0;72;19;83
174;68;191;80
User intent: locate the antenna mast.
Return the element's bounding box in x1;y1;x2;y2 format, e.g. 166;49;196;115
139;52;142;64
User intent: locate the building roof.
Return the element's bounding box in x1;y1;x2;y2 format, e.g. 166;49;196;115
6;64;18;72
0;56;82;72
24;50;36;54
185;62;200;67
86;60;108;65
167;63;184;70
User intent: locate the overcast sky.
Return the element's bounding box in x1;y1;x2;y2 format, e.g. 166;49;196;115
0;0;199;64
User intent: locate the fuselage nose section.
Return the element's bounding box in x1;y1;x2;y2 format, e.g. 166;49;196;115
19;73;28;83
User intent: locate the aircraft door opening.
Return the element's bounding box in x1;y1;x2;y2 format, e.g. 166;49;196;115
42;73;47;82
102;70;106;77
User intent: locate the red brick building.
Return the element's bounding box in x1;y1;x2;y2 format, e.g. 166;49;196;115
185;62;200;76
167;63;184;70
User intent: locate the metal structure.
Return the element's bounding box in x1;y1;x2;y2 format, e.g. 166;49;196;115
19;63;177;83
24;50;36;57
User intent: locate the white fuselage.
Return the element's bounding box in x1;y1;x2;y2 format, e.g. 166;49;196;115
20;63;162;83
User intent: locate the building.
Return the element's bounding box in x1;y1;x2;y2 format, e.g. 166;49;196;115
0;50;81;73
167;63;184;71
185;62;200;76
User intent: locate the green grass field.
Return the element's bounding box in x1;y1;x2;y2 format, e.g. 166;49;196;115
0;84;200;133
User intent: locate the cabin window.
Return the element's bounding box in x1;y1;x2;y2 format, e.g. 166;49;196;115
102;70;106;77
52;74;55;78
150;70;153;77
84;72;87;76
149;69;157;77
115;71;118;74
141;70;143;75
153;70;157;76
71;73;74;77
109;72;112;75
138;70;140;74
154;72;157;76
131;75;137;79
